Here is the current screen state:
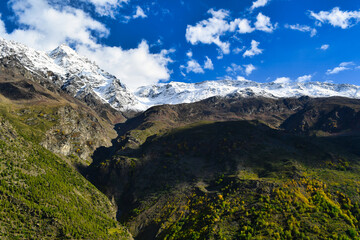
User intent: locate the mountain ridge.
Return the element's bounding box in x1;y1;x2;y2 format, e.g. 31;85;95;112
2;37;360;113
135;79;360;108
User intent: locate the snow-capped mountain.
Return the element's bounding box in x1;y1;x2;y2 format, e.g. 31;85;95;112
0;37;144;111
1;37;360;112
135;79;360;107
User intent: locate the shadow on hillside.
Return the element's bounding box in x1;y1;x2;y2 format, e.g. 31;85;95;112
85;119;360;240
75;121;134;178
91;122;132;165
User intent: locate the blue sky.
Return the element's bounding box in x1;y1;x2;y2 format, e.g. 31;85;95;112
0;0;360;90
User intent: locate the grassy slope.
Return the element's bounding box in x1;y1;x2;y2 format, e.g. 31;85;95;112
0;100;131;239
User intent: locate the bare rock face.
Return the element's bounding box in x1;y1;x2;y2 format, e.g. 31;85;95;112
41;105;116;164
0;53;118;164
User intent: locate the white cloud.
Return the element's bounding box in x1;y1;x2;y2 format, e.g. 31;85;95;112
226;63;243;75
85;0;129;17
250;0;270;11
310;7;360;29
3;0;109;50
186;50;193;58
274;77;291;84
255;12;275;32
320;44;329;50
185;9;275;54
285;24;317;37
78;41;172;90
326;62;354;75
0;14;6;36
204;56;214;70
243;40;263;58
237;76;250;81
185;9;234;54
233;47;244;54
225;63;255;76
1;0;173;90
181;59;204;74
181;52;213;75
133;6;147;19
296;74;312;82
237;19;255;33
244;64;256;75
181;54;214;74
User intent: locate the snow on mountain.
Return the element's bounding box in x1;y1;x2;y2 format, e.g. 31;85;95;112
135;79;360;107
1;37;360;112
0;37;144;111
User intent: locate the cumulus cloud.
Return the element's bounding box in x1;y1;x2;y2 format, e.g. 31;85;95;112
0;14;6;36
274;77;291;84
226;63;243;75
133;6;147;19
326;62;354;75
0;0;173;90
233;47;245;54
225;63;256;77
85;0;129;17
181;59;204;74
255;13;275;32
237;76;250;81
186;50;193;58
284;24;317;37
204;56;214;70
3;0;109;50
243;40;263;58
320;44;329;50
250;0;270;11
310;7;360;29
244;64;256;75
185;9;234;54
296;74;312;82
186;9;275;55
180;52;214;74
78;41;172;90
237;19;255;33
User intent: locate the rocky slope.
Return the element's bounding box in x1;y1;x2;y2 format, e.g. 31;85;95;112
0;54;120;163
102;96;360;153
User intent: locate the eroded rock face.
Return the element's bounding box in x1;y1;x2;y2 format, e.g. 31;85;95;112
41;105;116;164
0;54;121;164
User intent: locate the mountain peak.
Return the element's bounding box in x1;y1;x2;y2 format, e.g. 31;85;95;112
50;43;77;56
48;44;81;66
0;37;143;111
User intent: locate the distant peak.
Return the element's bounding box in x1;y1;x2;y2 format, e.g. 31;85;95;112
50;44;77;56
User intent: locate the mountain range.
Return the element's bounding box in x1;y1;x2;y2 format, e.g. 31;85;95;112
1;37;360;113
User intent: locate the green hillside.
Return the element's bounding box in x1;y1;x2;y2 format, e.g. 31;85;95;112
0;102;131;239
